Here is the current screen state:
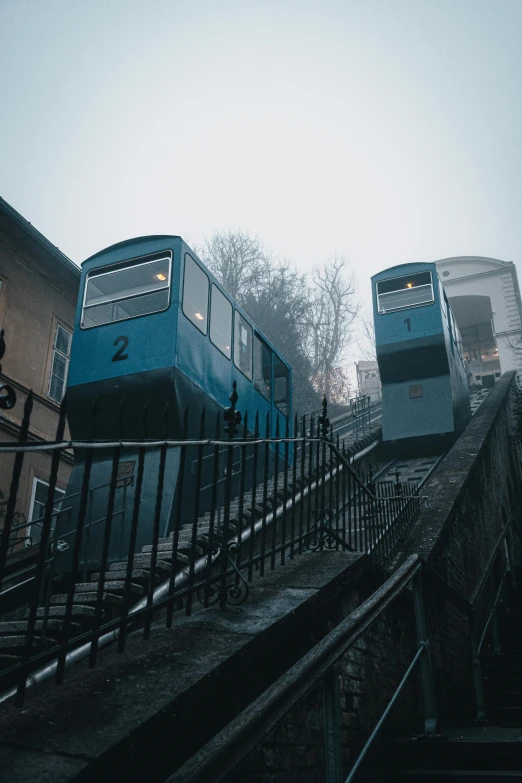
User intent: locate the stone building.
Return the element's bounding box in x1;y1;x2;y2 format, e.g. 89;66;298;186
436;256;522;388
0;197;80;551
355;360;381;402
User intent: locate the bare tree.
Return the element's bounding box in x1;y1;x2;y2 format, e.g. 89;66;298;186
305;256;359;399
200;230;272;302
355;310;376;361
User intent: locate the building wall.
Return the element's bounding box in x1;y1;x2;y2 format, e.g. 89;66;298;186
436;256;522;385
0;198;80;548
234;372;522;782
355;360;381;402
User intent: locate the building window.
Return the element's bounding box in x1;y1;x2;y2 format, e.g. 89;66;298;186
48;324;72;402
27;477;65;545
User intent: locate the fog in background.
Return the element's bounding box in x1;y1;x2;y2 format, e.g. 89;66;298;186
2;0;522;356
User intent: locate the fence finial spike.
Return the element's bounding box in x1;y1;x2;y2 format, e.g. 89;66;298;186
224;380;241;438
318;394;330;438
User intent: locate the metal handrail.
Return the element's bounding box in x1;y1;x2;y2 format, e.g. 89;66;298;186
165;555;424;783
7;476;130;536
478;568;508;655
0;434;381;503
167;514;518;783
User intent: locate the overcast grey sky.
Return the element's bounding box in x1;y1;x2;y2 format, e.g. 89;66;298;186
2;0;522;332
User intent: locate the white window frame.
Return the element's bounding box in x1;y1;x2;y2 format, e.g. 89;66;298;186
47;322;72;403
26;477;66;545
377;277;434;314
82;252;172;329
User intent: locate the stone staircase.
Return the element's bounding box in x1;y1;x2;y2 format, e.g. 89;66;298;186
387;574;522;781
0;426;380;672
0;470;310;666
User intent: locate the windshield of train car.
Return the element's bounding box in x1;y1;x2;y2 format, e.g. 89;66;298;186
82;253;172;328
254;334;271;400
234;311;253;379
376;271;434;314
210;284;232;357
274;356;289;416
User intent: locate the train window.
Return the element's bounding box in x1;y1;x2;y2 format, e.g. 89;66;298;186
183;254;209;334
234;312;253;379
376;271;434;313
254;334;271;400
82;253;171;328
274;356;289;416
210;285;232;358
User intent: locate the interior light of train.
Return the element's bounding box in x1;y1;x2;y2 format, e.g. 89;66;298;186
156;273;167;281
406;283;413;288
195;312;204;320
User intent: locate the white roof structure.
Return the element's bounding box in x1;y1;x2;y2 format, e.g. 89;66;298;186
435;256;522;385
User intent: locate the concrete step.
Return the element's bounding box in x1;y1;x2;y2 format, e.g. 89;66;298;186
28;605;104;620
0;635;55;651
110;556;173;573
0;619;81;635
179;522;237;536
50;592;123;607
91;569;161;585
140;543;194;559
75;581;144;596
141;542;182;553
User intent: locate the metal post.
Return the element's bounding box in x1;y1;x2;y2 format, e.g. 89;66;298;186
323;667;343;783
412;572;438;734
505;535;517;591
469;614;487;723
491;598;502;655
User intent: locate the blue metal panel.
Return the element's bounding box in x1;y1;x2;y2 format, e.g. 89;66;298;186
68;237;183;388
382;376;454;440
372;262;442;346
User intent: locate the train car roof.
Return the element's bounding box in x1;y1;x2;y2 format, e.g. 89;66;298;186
83;235;181;264
371;261;437;281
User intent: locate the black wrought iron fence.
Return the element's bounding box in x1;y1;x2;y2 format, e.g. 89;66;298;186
0;388;420;707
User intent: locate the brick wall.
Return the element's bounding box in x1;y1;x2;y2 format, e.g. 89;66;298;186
232;373;522;782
